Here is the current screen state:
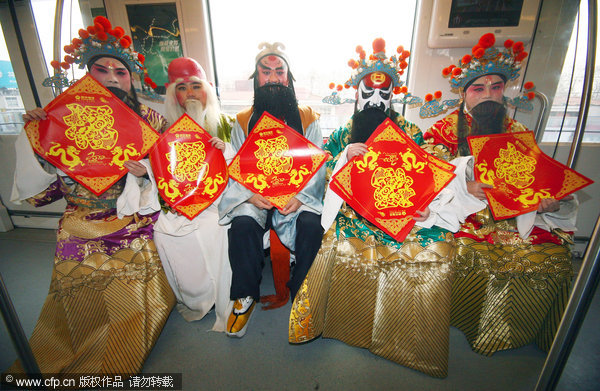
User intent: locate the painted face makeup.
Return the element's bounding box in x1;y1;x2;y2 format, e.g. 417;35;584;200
464;74;505;111
175;81;207;107
89;57;131;92
357;72;393;112
256;55;289;87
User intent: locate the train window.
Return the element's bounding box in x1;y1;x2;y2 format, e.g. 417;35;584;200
544;1;600;144
31;0;86;86
0;21;25;134
208;0;418;137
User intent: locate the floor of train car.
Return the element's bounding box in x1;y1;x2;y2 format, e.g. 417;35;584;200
0;228;598;391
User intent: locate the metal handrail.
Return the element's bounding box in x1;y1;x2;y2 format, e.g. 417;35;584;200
567;0;597;169
534;90;549;143
535;214;600;390
535;0;599;389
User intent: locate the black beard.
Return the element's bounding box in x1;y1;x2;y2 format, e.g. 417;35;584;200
250;84;302;134
350;108;389;144
106;86;141;116
457;100;506;156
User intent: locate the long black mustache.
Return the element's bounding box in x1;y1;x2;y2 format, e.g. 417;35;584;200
249;84;302;134
350;108;389;144
457;100;506;156
107;86;142;116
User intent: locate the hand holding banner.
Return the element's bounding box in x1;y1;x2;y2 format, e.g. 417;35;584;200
228;112;328;210
329;118;456;242
150;114;228;219
468;131;593;219
23;74;159;195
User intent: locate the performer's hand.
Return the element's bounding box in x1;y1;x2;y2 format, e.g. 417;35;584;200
537;195;573;213
209;137;226;152
123;160;147;177
346;143;369;160
467;181;493;200
248;193;273;210
413;207;430;222
280;197;302;216
23;108;47;122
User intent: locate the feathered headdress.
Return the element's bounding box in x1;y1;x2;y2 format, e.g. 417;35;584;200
419;32;535;118
322;38;421;106
42;16;160;101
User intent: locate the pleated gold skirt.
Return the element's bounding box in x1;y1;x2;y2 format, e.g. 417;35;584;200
450;238;573;355
8;211;175;378
290;226;454;378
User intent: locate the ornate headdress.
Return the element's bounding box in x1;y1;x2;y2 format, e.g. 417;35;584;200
255;42;290;67
323;38;421;106
43;16;160;100
419;33;535;118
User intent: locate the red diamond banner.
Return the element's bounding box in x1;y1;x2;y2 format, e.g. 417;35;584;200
468;131;593;220
149;114;228;219
329;118;456;242
228;112;328;210
23;74;159;195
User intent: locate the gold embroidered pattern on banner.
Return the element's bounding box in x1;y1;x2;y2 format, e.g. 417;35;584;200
288;165;310;187
375;216;413;235
141;121;160;151
556;169;589;199
66;76;112;97
431;164;456;192
203;173;226;197
178;202;210;217
494;142;536;188
371;167;415;209
468;135;489;157
171;116;197;132
75;174;120;193
254;136;292;175
24;121;43;154
167;141;208;182
373;125;407;143
266;194;293;209
46;142;84;170
254;116;285;131
487;192;521;218
63;103;118;150
157;178;182;202
337;163;353;196
229;156;241;178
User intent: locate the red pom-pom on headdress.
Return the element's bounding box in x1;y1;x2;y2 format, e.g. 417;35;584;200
473;47;485;59
78;29;89;39
328;82;335;89
348;59;359;69
478;33;495;48
138;53;145;63
515;51;528;62
461;54;472;65
50;60;61;70
451;67;462;76
372;38;385;54
504;39;514;48
527;91;535;100
425;93;433;102
94;16;112;31
434;90;442;99
396;45;404;54
524;81;535;90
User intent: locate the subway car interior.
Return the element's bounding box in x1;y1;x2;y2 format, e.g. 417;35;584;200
0;0;599;390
